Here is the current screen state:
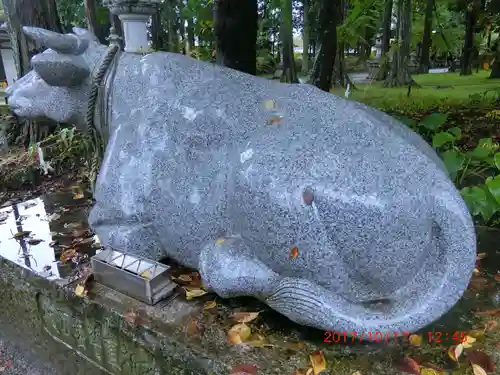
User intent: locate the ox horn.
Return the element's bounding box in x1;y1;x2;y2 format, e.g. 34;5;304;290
22;26;88;55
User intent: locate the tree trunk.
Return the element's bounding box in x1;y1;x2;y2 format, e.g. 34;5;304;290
490;41;500;78
418;0;433;73
280;0;298;82
3;0;63;148
384;0;413;87
151;7;167;51
84;0;98;39
310;0;337;91
376;0;394;80
302;0;310;73
166;0;179;52
460;3;476;76
214;0;257;75
186;17;195;54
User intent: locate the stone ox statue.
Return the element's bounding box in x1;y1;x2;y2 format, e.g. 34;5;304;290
7;26;476;335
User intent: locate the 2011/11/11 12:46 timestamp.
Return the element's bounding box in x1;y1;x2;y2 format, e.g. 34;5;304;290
323;331;467;344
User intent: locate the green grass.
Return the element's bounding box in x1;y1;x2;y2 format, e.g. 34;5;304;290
332;70;500;113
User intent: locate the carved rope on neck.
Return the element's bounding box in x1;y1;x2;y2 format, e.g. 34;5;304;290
85;43;120;147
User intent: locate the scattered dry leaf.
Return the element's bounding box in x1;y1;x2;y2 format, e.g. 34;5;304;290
448;344;464;361
27;238;44;245
74;284;87;297
123;308;144;326
230;364;258;375
73;193;85;199
409;334;422;346
467;350;496;372
468;275;490;291
215;238;225;245
12;230;31;239
309;351;326;375
266;115;282;125
351;372;362;375
183;287;208;300
494;273;500;282
476;253;487;260
290;247;299;259
396;356;421;375
228;323;252;345
473;268;481;275
291;369;313;375
60;248;77;263
472;364;488;375
231;311;260;323
421;367;443;375
263;99;277;110
203;300;217;310
245;333;269;348
462;335;476;348
484;320;498;333
186;318;203;336
468;329;485;338
475;308;500;317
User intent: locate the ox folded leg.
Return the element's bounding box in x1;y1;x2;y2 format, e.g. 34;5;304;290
198;236;281;299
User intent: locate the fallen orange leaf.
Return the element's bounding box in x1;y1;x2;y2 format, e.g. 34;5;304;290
462;335;476;348
231;311;260;323
396;356;421;375
73;193;84;199
228;323;252;345
60;248;77;263
309;351;326;375
290;247;299;259
230;364;258;375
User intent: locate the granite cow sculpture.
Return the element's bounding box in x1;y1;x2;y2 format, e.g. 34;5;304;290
6;26;476;335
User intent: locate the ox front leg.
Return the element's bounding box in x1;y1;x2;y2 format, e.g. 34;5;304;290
198;236;281;299
88;205;164;261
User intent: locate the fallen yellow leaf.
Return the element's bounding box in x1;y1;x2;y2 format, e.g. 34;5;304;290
409;334;422;346
467;329;485;338
183;287;208;300
421;368;443;375
448;344;463;361
215;238;225;245
246;333;269;347
309;350;326;375
473;268;481;275
471;364;487;375
263;99;276;110
476;253;487;260
291;369;313;375
462;335;476;348
60;248;77;263
73;193;84;199
203;300;216;310
75;284;87;297
231;311;260;323
290;247;299;259
228;323;252;345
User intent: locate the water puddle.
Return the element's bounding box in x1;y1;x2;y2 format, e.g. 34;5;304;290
0;191;98;281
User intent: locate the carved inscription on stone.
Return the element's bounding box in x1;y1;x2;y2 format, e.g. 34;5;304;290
36;294;162;375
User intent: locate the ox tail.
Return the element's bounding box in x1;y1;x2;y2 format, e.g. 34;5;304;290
265;193;476;335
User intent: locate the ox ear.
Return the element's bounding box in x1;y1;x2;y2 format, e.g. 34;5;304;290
22;26;89;55
72;27;99;42
31;53;90;87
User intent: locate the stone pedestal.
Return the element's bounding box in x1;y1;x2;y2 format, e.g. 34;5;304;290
105;0;160;53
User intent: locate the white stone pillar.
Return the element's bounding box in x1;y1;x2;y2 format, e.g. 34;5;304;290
1;47;17;86
106;0;160;53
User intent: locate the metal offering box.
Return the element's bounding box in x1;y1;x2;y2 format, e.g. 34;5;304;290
91;248;177;305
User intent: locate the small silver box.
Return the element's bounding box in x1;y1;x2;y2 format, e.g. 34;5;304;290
91;248;177;305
